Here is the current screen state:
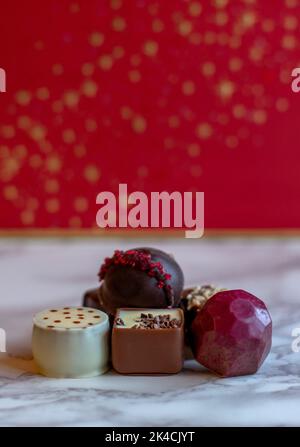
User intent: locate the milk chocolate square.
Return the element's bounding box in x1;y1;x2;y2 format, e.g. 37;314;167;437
112;308;184;374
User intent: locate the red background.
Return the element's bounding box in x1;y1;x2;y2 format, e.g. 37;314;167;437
0;0;300;231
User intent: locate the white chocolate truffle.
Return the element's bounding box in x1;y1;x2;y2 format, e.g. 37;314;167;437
32;307;110;378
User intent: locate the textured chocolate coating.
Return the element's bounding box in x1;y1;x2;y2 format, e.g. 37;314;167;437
83;288;102;310
99;247;184;315
112;308;184;374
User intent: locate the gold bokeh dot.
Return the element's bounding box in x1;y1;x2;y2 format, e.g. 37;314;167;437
132;115;147;133
13;144;27;159
284;15;298;30
196;122;213;139
282;35;297;49
36;87;49;101
187;143;200;157
1;125;15;139
252;109;267;125
204;31;216;45
202;62;216;77
52;64;64;76
249;46;264;62
46;198;60;214
3;185;18;201
1;157;19;181
152;19;164;33
168;115;180;128
178;20;193;36
89;32;104;47
130;54;141;66
29;154;43;168
82;79;98;97
69;216;82;228
276;98;289;112
112;46;125;59
17;116;31;130
226;136;239;149
241;11;257;28
233;104;247;119
39;140;53;154
112;16;126;31
182;80;195;95
217;114;229;125
84;164;101;183
15;90;32;106
218;80;235;99
46;155;62;173
213;0;228;7
74;197;88;213
45;178;60;194
63;90;79;108
121;106;133;120
285;0;298;7
31;125;46;141
62;129;76;144
129;70;141;83
74;144;86;158
81;63;94;77
70;3;80;13
143;40;158;57
34;40;44;50
110;0;122;10
189;2;202;16
21;210;35;225
215;11;228;26
0;145;10;158
189;32;202;45
262;19;275;33
99;55;113;71
85;118;98;132
27;198;39;210
229;57;243;72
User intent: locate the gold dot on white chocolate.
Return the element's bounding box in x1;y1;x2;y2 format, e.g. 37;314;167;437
33;307;104;330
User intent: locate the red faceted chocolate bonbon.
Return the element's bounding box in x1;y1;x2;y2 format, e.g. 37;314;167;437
190;289;272;377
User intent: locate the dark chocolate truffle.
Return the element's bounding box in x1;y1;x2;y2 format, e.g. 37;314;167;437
98;247;184;315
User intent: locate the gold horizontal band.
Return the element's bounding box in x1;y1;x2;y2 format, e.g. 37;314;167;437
0;228;299;238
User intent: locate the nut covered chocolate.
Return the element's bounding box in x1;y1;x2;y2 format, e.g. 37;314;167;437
112;308;184;374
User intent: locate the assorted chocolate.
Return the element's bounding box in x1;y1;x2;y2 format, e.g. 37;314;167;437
32;246;272;379
32;307;110;378
190;290;272;377
96;247;184;314
112;308;184;374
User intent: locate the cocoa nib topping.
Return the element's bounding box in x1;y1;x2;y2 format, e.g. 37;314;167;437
115;317;125;326
131;313;181;329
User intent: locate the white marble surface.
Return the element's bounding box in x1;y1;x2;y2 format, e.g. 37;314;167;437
0;237;300;427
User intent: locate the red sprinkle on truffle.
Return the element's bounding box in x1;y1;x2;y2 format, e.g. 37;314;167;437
98;249;174;306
